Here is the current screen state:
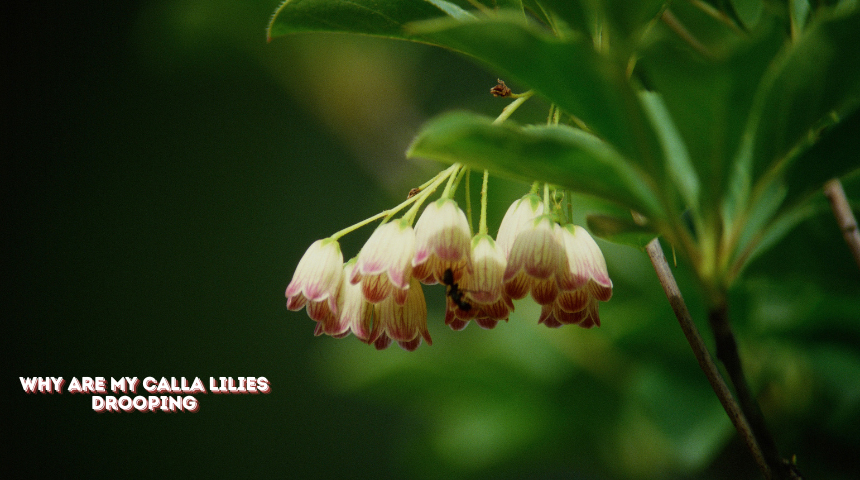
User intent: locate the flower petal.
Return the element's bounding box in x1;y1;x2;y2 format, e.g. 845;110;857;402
412;198;472;284
285;238;343;315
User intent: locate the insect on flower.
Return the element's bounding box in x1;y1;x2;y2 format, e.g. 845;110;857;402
443;268;471;311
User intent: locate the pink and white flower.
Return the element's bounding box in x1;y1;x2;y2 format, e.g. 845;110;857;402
445;234;513;330
313;259;375;342
559;224;612;302
503;216;576;305
371;277;431;351
496;193;544;257
539;225;613;329
350;219;416;305
539;297;601;328
285;238;343;319
412;198;472;285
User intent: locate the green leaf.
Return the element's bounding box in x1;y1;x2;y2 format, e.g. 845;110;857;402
534;0;667;44
640;17;785;220
638;91;700;218
409;15;657;162
732;192;825;279
407;111;664;218
746;6;860;193
266;0;479;41
725;6;860;259
790;0;812;36
586;214;656;249
268;4;658;165
425;0;477;21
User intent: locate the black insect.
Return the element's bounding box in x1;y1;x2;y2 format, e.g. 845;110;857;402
443;268;472;311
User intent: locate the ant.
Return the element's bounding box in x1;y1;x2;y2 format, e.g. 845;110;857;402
443;268;472;311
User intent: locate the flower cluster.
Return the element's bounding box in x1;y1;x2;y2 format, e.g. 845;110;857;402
286;192;613;351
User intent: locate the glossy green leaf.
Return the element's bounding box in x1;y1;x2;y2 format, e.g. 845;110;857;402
534;0;667;44
269;3;658;164
725;6;860;252
638;91;700;218
640;17;785;218
425;0;477;21
586;214;656;248
409;15;657;162
266;0;479;41
745;6;860;195
407;111;664;218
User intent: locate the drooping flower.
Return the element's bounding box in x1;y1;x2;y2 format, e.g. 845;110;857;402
539;297;601;328
539;224;613;329
412;198;472;285
503;215;576;305
371;277;431;351
496;193;544;257
350;219;415;305
560;224;612;301
313;259;375;342
285;238;343;320
445;234;513;330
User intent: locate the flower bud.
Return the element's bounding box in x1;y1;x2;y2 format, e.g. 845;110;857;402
351;219;416;304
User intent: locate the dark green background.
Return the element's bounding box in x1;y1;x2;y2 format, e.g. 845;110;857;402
6;1;859;479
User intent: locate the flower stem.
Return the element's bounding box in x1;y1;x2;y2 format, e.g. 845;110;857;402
645;238;771;479
824;178;860;269
493;91;534;124
330;164;459;239
465;168;473;234
543;183;550;209
479;169;489;236
403;163;461;224
440;163;462;199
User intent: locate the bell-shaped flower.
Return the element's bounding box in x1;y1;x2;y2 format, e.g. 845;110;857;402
285;238;343;318
313;259;375;342
503;216;576;305
412;198;472;285
558;224;612;301
350;218;415;305
371;277;431;351
539;296;601;328
445;295;514;330
496;193;544;258
538;225;612;329
445;234;513;330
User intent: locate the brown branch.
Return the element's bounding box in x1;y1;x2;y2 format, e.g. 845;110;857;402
708;304;801;480
645;238;771;479
824;178;860;269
